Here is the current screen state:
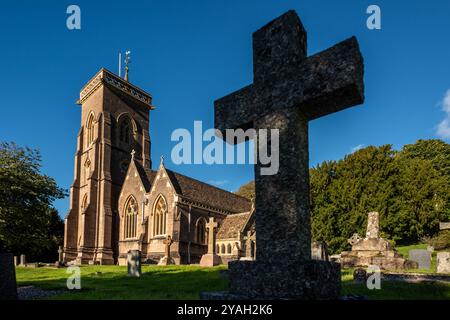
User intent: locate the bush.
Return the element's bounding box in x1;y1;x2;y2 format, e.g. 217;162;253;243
430;230;450;250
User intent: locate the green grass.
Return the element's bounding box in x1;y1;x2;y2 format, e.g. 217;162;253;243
396;243;438;273
15;265;450;300
16;265;228;300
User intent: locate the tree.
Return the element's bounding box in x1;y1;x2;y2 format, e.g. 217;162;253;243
0;142;66;261
235;180;255;200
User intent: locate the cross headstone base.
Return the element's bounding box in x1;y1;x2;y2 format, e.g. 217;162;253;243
199;253;222;267
202;259;340;299
157;256;175;266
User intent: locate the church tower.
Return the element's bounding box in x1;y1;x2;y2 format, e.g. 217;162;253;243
64;66;154;264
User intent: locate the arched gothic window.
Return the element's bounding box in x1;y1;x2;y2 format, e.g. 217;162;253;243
216;244;219;253
86;113;95;145
124;196;138;239
153;195;167;236
119;117;132;145
221;244;225;254
196;218;206;244
227;243;232;254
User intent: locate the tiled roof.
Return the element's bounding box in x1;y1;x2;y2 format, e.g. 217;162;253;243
165;169;251;213
217;211;253;240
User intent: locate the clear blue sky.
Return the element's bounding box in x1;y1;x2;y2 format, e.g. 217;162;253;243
1;1;449;217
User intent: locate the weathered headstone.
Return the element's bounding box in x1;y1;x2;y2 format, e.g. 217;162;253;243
437;252;450;274
408;249;431;270
209;10;364;299
0;253;18;300
200;218;222;266
311;241;329;261
127;250;142;277
20;254;26;266
158;235;175;265
13;256;18;267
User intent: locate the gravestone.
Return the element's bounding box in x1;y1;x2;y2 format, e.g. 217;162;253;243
408;249;431;270
127;250;142;277
20;254;26;266
200;218;222;266
209;10;365;299
158;235;175;265
311;241;329;261
437;252;450;274
13;256;18;267
242;230;256;261
0;253;18;300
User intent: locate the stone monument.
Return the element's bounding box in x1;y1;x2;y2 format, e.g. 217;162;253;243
200;218;222;266
437;252;450;274
311;241;329;261
158;235;175;265
20;254;26;266
127;250;142;277
341;212;417;270
0;253;18;300
206;9;365;299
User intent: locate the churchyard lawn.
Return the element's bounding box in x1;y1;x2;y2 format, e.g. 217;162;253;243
15;264;450;300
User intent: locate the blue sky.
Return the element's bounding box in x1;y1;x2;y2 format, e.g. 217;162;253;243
0;1;449;217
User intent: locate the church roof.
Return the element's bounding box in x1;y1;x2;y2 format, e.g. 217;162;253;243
165;169;251;214
217;211;253;240
133;159;156;192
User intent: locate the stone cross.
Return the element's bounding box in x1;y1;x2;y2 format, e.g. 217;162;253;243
163;235;174;259
215;10;364;265
366;212;379;239
206;217;218;254
245;231;255;258
58;246;64;262
212;10;364;298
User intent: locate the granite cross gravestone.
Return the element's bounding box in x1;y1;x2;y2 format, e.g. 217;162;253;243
127;250;142;277
0;253;18;300
409;249;431;270
200;217;222;266
211;10;364;299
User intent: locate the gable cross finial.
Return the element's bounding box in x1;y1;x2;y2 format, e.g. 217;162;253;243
131;149;136;160
124;50;131;81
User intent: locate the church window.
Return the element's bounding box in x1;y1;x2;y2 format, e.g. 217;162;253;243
227;243;232;254
119;117;132;145
216;244;219;253
196;218;206;244
86;113;95;145
221;244;225;254
124;196;138;239
153;195;167;236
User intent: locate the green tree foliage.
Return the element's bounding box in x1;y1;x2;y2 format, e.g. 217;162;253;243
235;180;255;200
0;142;66;261
311;142;450;254
236;140;450;254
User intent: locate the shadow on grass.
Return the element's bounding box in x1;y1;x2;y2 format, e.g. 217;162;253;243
16;265;228;300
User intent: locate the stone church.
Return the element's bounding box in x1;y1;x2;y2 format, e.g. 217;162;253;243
63;68;256;265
